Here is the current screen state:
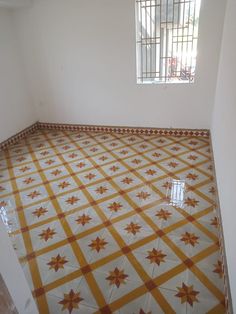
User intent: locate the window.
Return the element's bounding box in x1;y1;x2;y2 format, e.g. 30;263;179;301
135;0;202;84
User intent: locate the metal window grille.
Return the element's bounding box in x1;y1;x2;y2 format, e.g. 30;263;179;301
136;0;202;84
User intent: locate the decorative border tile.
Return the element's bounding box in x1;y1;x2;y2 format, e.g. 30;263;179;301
0;122;39;151
38;122;210;138
0;122;210;151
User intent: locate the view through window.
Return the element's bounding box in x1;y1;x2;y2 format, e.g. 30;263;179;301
136;0;202;84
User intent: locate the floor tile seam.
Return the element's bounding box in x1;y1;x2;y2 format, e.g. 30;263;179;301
32;231;217;304
1;140;212;189
12;193;162;236
117;132;211;164
39;131;109;309
191;265;225;301
1;151;190;197
20;200;198;263
160;145;213;180
110;134;213;191
75;131;221;294
39;241;219;296
172;206;219;243
63;131;178;311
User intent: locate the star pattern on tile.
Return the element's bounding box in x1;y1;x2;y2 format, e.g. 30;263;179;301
16;156;27;162
136;191;151;200
162;181;172;189
175;283;199;306
168;162;179;168
23;177;35;185
27;190;41;199
95;186;108;195
187;154;198;161
51;169;62;176
184;197;199;208
76;162;86;169
88;237;108;253
45;159;55;165
186;173;198;181
121;177;134;185
156;208;172;221
19;166;31;172
108;202;123;212
146;248;167;265
180;232;199;247
145;169;157;176
106;267;129;288
58;181;71;189
125;222;142;235
132;158;142;165
209;186;216;194
84;173;96;180
211;217;219;228
110;165;120;172
38;227;57;241
76;214;92;226
58;290;84;313
47;254;68;272
66;196;80;205
99;156;108;161
213;260;223;278
32;206;48;218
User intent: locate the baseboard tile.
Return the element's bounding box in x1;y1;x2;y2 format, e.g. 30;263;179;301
38;122;210;137
0;121;210;151
0;122;39;151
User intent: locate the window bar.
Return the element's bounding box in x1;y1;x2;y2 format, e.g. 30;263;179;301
154;0;157;82
159;0;162;82
190;0;197;80
150;2;152;80
136;0;200;83
171;0;174;79
186;1;191;79
165;0;168;82
181;0;185;81
140;2;143;83
145;2;148;79
176;1;180;80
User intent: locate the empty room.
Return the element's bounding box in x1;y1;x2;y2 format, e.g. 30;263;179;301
0;0;235;313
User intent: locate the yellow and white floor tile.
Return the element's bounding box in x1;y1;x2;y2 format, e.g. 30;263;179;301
0;130;227;313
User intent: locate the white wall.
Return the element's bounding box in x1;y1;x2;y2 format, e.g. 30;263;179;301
0;0;32;8
0;218;38;314
14;0;226;129
211;0;236;311
0;8;36;143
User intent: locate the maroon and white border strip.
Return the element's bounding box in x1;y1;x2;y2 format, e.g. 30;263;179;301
0;121;210;151
38;122;210;137
0;122;39;151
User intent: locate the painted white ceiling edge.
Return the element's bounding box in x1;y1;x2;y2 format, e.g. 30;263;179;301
0;0;33;8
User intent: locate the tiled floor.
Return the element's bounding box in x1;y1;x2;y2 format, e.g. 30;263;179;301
0;129;227;313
